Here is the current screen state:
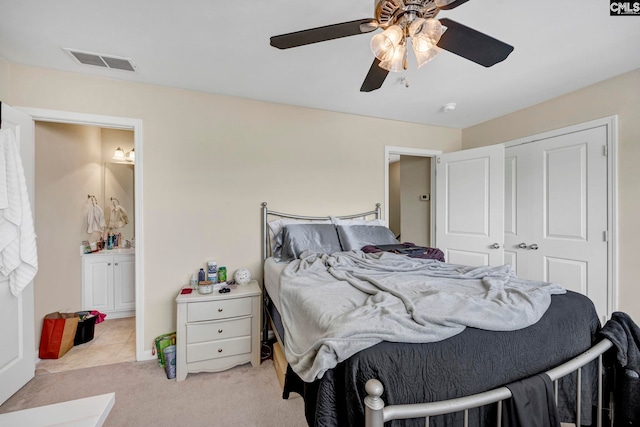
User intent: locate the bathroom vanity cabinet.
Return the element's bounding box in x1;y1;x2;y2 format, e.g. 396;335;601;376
82;250;135;319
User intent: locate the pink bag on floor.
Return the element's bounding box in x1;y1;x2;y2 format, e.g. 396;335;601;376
90;310;107;324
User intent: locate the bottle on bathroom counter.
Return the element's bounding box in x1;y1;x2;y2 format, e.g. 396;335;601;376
190;274;198;290
198;268;206;282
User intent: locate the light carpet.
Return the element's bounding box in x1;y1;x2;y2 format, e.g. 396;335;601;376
0;359;307;426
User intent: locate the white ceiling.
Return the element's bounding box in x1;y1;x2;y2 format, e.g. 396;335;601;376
1;0;639;129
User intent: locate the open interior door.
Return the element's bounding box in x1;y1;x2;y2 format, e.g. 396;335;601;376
435;144;504;266
0;103;36;405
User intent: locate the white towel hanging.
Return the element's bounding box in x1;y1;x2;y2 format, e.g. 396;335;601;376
0;128;38;297
87;196;106;233
108;198;129;229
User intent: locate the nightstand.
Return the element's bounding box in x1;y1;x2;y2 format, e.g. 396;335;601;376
175;280;261;381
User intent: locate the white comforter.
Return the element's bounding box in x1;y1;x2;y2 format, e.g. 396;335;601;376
280;250;565;382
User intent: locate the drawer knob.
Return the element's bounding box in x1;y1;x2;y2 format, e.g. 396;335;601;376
218;348;223;353
218;308;223;312
218;329;223;333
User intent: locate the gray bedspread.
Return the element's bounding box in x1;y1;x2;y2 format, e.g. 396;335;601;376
280;250;565;383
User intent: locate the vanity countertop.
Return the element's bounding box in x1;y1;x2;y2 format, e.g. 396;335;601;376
82;248;135;257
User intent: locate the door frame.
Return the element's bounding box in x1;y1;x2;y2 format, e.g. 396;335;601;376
503;115;618;318
384;146;441;247
16;107;146;361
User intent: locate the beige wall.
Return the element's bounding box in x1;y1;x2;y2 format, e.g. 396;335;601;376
400;156;430;246
7;63;463;353
0;57;8;102
462;69;640;321
388;161;400;237
34;122;103;323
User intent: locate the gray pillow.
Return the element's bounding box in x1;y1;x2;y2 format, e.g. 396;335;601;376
337;225;399;251
277;224;342;261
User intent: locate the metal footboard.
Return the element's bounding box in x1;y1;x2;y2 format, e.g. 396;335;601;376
364;338;613;427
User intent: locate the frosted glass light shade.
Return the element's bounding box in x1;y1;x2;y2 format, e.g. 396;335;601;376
112;147;125;161
409;18;443;68
379;42;407;72
125;148;135;162
370;25;404;62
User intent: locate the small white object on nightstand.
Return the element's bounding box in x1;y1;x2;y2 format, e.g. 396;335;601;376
234;268;251;285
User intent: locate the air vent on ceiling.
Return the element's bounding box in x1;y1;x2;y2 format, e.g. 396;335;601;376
64;48;137;72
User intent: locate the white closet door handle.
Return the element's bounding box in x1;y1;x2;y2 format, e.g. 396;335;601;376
490;243;501;249
529;244;539;250
518;243;528;249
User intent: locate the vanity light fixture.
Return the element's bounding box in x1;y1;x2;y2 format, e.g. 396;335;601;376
125;148;135;163
112;147;125;161
113;146;135;163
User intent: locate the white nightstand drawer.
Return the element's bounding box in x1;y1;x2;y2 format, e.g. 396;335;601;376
187;297;252;322
187;317;251;344
186;336;252;363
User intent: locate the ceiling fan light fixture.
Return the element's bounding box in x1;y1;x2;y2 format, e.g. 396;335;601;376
413;44;441;68
379;42;407;72
409;18;443;46
408;18;443;68
370;25;404;62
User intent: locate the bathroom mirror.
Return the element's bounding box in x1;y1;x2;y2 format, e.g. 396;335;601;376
104;162;135;240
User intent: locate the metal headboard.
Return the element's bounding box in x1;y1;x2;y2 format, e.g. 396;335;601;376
261;202;381;262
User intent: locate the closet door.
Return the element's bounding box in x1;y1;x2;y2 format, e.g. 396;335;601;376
435;144;504;267
506;127;609;320
504;143;534;277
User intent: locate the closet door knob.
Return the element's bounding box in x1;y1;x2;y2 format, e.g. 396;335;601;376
518;243;528;249
490;243;501;249
529;244;539;250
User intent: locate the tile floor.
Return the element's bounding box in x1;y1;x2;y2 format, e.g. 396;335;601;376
36;316;136;375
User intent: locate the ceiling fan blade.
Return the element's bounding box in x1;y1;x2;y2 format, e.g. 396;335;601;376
435;0;471;10
360;58;389;92
270;19;377;49
436;18;514;67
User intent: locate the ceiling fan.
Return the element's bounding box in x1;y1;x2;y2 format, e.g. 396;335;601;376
270;0;514;92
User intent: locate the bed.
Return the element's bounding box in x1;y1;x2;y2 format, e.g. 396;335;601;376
260;203;614;427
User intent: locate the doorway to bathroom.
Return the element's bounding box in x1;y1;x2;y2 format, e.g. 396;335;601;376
18;107;144;370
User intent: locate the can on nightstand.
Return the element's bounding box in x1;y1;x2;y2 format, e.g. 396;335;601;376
218;266;227;283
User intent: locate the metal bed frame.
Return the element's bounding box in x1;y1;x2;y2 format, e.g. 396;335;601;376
261;202;381;263
364;338;614;427
260;202;615;426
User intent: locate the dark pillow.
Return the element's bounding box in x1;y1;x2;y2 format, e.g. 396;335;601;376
337;225;399;251
278;224;342;261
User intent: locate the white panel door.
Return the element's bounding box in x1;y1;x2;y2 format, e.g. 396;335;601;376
0;103;36;405
505;127;609;320
435;145;504;266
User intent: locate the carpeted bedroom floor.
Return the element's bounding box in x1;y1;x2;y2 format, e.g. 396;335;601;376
0;358;307;426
